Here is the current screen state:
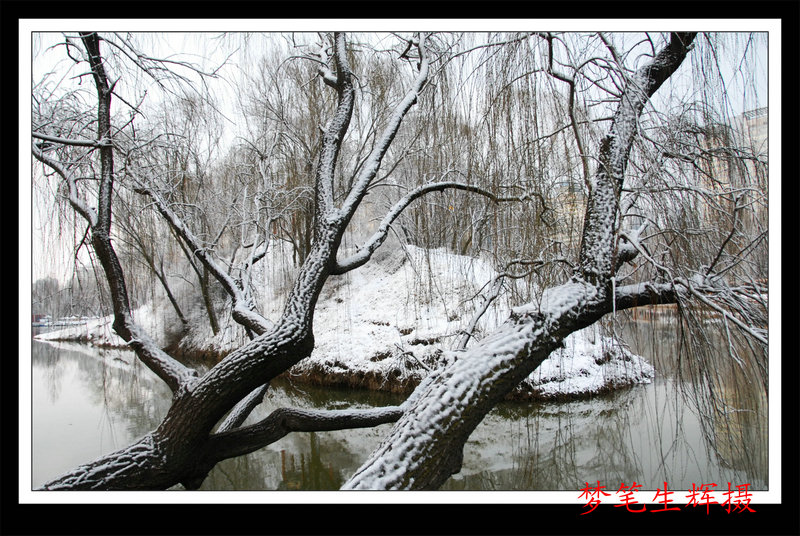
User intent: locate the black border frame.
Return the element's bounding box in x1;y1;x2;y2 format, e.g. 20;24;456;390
7;2;796;534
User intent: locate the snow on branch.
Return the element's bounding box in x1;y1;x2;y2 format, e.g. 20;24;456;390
32;130;113;148
331;181;504;275
39;434;162;490
216;384;270;433
315;32;356;216
680;278;768;346
612;281;682;309
615;221;648;270
577;32;697;286
339;33;430;221
125;321;198;393
308;37;338;88
131;178;274;335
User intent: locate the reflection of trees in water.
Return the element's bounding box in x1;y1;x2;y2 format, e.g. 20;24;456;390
448;411;587;491
616;313;768;488
200;449;282;490
33;310;768;491
199;432;348;490
443;391;645;490
32;341;173;443
512;411;583;490
579;404;646;488
277;433;343;490
32;341;64;403
100;356;173;438
707;385;768;486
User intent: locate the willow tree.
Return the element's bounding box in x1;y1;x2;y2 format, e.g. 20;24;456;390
31;30;767;490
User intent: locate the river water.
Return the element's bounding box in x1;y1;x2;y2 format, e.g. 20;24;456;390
29;315;768;492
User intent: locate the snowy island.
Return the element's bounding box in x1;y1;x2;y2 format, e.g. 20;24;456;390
34;245;655;401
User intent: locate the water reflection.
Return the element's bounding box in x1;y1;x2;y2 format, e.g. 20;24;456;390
440;314;768;491
199;385;395;491
31;340;173;487
445;377;764;491
30;313;768;491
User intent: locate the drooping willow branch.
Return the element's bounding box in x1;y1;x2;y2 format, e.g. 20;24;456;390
332;181;514;275
130;178;274;336
32;33;198;394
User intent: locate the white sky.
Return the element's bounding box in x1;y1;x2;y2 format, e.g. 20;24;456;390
25;21;769;283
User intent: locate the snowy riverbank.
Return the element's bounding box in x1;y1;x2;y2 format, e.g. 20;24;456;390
34;245;655;401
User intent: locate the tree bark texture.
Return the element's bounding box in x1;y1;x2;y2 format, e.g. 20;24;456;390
35;32;707;492
343;32;697;490
37;32;427;490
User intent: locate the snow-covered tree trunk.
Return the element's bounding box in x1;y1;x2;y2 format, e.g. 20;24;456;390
35;31;430;490
343;32;697;490
34;30;767;493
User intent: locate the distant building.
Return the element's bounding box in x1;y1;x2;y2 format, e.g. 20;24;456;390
736;106;768;156
698;107;769;279
550;179;586;251
32;314;52;326
701;106;768;188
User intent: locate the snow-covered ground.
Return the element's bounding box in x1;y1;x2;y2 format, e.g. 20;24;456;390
35;244;654;400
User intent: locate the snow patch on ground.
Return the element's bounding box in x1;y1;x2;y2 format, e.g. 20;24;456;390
514;327;654;400
35;244;654;400
34;301;169;347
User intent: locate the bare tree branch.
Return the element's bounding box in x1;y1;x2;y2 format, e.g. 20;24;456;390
205;405;403;462
332;181;505;274
33;130;112;148
130;178;274;335
339;33;430;222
